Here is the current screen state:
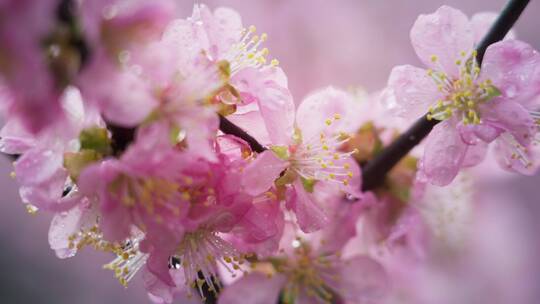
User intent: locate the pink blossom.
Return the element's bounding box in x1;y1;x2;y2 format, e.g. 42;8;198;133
241;87;362;232
381;6;540;185
0;0;65;133
161;4;288;122
0;87;102;211
219;213;388;304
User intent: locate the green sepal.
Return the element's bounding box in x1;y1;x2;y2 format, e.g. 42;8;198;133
483;84;502;101
275;169;296;186
270;145;289;160
63;150;101;181
79;127;112;156
300;177;316;193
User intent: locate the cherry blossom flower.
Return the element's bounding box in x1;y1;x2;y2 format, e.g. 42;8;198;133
219;204;387;304
0;87;102;211
381;6;540;185
240;87;362;232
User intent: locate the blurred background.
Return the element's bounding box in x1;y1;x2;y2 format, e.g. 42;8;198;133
1;0;539;303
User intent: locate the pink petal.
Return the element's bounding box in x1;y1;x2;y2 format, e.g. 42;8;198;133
0;119;35;154
330;256;388;303
483;100;535;146
423;120;467;186
227;110;272;146
381;65;441;120
462;141;488;167
48;199;98;259
470;12;516;43
78;53;157;127
318;199;364;254
242;150;288;196
410;5;474;77
286;180;329;233
494;135;538;175
296;87;361;142
14;147;63;186
197;4;243;58
481;40;540;107
234;67;295;145
218;273;286;304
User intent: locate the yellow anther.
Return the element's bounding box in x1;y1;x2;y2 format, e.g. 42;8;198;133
260;33;268;41
248;25;256;32
344;163;350;169
9;171;15;178
333;113;341;120
430;55;438;62
325;119;332;126
270;59;279;66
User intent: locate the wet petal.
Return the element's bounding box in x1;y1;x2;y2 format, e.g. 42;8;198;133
286;180;328;233
423;120;467;186
470;12;516;43
331;256;388;303
218;273;286;304
481;40;540;107
242;150;288;196
411;5;474;77
381;65;441;120
296;87;361;142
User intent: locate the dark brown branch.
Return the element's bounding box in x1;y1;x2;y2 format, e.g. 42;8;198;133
218;115;266;153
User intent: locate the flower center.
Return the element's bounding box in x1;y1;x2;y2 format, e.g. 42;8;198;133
109;175;190;220
288;114;356;186
426;51;500;125
275;240;340;304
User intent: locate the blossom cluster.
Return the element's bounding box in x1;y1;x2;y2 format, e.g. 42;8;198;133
0;1;539;304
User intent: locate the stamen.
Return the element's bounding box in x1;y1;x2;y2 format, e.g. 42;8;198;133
223;25;278;74
425;51;500;125
175;230;247;298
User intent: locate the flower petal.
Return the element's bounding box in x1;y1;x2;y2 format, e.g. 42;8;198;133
242;150;288;196
381;65;441;120
234;67;295;145
286;180;329;233
481;40;540;107
218;273;286;304
470;12;516;43
411;5;474;77
422;120;467;186
48;199;98;259
296;87;361;142
330;256;388;303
